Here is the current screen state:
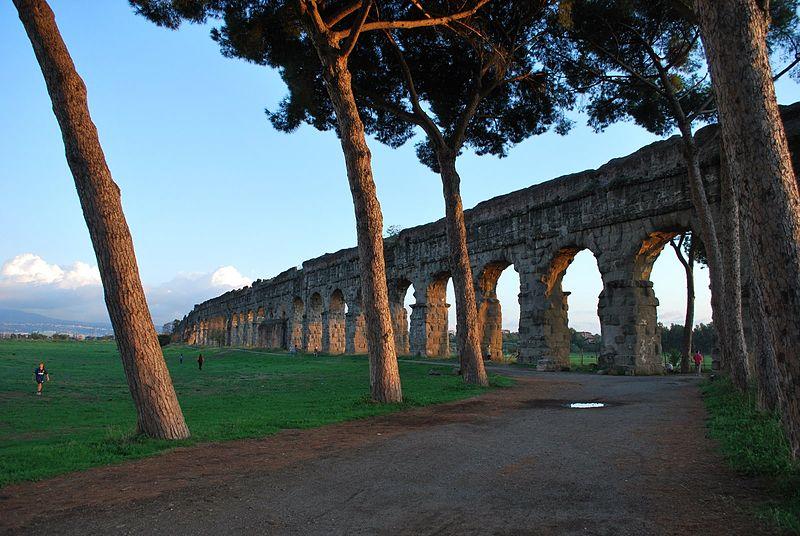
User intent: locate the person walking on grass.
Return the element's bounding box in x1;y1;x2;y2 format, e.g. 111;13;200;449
179;353;184;365
693;350;704;376
33;362;49;396
197;353;204;371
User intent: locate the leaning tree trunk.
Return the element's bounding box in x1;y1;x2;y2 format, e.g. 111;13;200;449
436;154;488;386
305;32;402;403
14;0;189;439
678;127;749;390
696;0;800;457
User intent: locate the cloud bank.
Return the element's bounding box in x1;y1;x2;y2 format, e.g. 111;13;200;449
0;254;252;325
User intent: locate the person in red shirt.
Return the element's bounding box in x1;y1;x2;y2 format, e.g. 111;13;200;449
693;350;704;376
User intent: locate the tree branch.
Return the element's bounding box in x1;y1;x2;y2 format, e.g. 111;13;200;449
671;235;690;271
325;0;363;29
382;30;446;148
340;0;372;58
331;0;491;41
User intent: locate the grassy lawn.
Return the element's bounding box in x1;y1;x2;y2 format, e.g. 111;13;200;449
0;340;511;487
702;379;800;533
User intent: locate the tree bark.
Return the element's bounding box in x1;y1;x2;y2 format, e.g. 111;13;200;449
302;22;402;403
436;154;488;386
750;274;783;413
696;0;800;457
14;0;189;439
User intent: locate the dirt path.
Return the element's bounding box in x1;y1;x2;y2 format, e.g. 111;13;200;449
0;372;776;535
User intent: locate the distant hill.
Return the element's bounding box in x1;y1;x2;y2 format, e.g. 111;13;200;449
0;309;113;336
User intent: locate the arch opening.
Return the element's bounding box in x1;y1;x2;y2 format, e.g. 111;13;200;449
644;230;714;370
477;261;520;362
543;247;603;369
389;278;413;355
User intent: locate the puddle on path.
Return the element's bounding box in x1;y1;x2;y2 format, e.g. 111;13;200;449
518;399;621;410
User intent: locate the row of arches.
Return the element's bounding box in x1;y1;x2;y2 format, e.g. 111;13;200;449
188;225;704;372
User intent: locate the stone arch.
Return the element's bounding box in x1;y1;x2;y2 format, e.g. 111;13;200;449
345;289;368;354
633;229;684;280
424;272;451;357
209;315;225;346
388;277;413;355
244;310;255;347
476;260;514;361
305;293;323;352
595;225;689;374
324;289;346;354
230;313;240;346
290;297;304;350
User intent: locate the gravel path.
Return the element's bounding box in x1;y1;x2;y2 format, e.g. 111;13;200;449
0;371;775;535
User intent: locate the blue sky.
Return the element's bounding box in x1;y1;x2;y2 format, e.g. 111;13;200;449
2;1;799;331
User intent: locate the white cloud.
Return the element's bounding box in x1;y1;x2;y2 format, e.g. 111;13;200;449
210;265;252;289
0;253;101;289
143;266;252;324
0;253;252;325
60;261;102;288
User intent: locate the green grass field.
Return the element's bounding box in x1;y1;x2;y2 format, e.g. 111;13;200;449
0;340;511;487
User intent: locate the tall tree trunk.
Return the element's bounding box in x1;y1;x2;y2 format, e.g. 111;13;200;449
678;128;749;389
304;29;402;403
436;153;488;386
719;147;752;385
696;0;800;457
751;276;783;413
14;0;189;439
671;236;695;374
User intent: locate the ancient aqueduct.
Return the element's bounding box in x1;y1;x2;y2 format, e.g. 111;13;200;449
177;104;800;374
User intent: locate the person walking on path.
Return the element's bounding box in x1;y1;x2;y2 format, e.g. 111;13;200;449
197;353;204;371
33;362;49;396
693;350;704;376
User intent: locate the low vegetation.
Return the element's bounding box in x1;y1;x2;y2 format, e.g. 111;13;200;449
702;379;800;533
0;340;511;487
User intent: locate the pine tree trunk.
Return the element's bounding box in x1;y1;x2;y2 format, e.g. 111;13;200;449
436;154;488;386
719;148;751;386
749;266;783;412
677;242;695;374
678;129;749;389
303;29;402;403
13;0;189;439
696;0;800;457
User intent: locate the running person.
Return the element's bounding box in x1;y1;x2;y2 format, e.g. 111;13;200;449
33;362;49;395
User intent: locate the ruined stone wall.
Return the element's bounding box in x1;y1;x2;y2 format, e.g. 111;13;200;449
179;104;800;373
